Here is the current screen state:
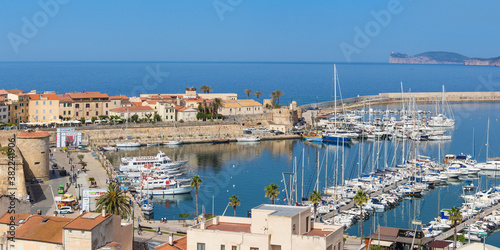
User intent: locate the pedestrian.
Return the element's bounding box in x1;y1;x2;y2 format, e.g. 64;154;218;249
157;227;161;235
138;224;142;235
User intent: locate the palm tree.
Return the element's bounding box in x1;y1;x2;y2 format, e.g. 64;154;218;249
449;206;462;250
354;189;368;244
190;176;203;222
254;91;262;101
309;190;322;222
274;89;284;105
271;91;277;106
229;195;240;217
200;85;209;93
244;89;253;99
145;113;152;122
212;98;222;117
264;183;280;204
96;183;131;218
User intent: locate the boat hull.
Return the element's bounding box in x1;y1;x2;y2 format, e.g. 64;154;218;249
137;186;192;195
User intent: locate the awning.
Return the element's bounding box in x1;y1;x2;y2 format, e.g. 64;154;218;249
372;241;393;247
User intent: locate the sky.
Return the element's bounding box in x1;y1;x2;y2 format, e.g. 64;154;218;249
0;0;499;62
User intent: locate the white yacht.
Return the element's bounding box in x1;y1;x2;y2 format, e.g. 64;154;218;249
119;150;187;172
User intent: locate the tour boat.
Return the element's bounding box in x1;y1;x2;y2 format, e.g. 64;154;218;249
119;150;187;172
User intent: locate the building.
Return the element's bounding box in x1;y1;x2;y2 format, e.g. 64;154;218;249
218;99;264;116
175;106;197;121
58;94;75;120
109;95;131;110
187;204;344;250
364;226;434;249
0;98;8;124
109;106;155;119
8;93;29;124
66;92;110;120
0;211;133;250
28;94;60;123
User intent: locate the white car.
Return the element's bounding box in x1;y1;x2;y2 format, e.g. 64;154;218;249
248;127;256;130
56;206;73;214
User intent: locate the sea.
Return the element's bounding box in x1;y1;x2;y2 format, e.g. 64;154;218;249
2;62;500;246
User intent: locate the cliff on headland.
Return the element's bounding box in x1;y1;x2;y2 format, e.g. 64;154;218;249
389;51;500;66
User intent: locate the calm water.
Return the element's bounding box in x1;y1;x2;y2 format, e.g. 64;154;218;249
1;62;500;105
104;102;500;246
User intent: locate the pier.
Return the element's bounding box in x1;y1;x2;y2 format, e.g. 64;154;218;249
300;91;500;113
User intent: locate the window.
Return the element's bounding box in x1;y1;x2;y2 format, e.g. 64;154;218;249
86;104;90;108
49;101;52;105
106;111;108;115
63;103;66;107
306;216;309;232
35;116;38;120
63;111;66;115
197;243;205;250
76;112;78;116
43;116;45;120
96;103;98;108
68;111;71;115
96;111;98;116
221;245;225;250
36;110;38;113
106;103;108;108
43;101;46;105
250;248;259;250
34;162;40;165
232;246;237;250
43;109;45;114
75;104;79;108
36;101;38;105
114;101;116;105
53;116;56;119
68;103;72;107
49;109;52;113
86;112;89;116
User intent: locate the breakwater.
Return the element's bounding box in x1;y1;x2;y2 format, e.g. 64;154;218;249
300;91;500;113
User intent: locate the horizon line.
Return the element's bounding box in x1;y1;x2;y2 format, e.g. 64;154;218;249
0;60;389;64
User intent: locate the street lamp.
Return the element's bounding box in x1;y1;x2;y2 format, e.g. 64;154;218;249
77;184;82;200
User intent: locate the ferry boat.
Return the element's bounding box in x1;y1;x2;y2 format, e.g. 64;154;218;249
119;150;187;172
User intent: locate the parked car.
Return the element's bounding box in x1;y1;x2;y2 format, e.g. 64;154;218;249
259;126;267;130
57;185;65;194
52;163;58;169
59;169;67;176
56;206;73;214
248;127;256;130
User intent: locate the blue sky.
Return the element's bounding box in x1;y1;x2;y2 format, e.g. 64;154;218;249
0;0;498;62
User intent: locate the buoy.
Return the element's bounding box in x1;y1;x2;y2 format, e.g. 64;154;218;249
231;176;232;179
233;185;235;188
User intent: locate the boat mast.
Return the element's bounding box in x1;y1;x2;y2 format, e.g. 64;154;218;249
486;117;490;161
401;82;405;165
301;148;304;200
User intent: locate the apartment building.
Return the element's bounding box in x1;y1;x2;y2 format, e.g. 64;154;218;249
146;94;176;122
28;94;60;123
0;211;132;250
0;98;8;123
66;92;110;120
218;99;264;116
58;94;75;120
8;93;29;124
175;106;197;121
109;95;131;110
109;106;155;119
187;204;344;250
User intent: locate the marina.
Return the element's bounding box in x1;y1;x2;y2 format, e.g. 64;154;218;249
103;101;500;246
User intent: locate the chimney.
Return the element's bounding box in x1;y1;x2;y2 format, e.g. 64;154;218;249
169;233;174;246
102;205;106;218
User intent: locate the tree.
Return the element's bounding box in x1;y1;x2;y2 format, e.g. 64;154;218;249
200;85;212;93
449;206;463;250
309;190;321;222
229;195;240;217
254;91;262;101
353;189;368;244
190;176;203;222
98;115;108;120
265;183;280;204
77;154;84;163
153;114;161;122
80;117;86;124
131;114;139;123
96;183;131;218
212;98;222;117
91;116;98;123
145;113;152;122
274;90;284;105
244;89;253;99
271;91;277;106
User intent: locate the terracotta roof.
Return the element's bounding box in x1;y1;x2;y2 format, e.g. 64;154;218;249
57;95;73;103
175;106;190;112
131;102;142;106
149;94;171;100
205;222;251;233
110;106;154;112
0;97;4;102
17;131;50;138
67;92;109;99
41;94;59;100
110;95;129;100
0;213;31;225
14;215;72;244
428;240;452;248
140;97;146;101
29;94;40;100
146;101;157;105
7;89;25;94
63;212;112;231
155;236;187;250
0;89;9;95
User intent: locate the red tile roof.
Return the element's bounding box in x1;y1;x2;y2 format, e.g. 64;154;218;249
41;94;59;100
17;131;50;138
131;102;143;106
0;213;31;225
110;106;154;112
29;94;40;100
146;101;157;105
155;236;187;250
57;95;73;103
63;212;112;231
7;89;25;94
0;89;9;95
67;92;109;99
110;95;129;100
14;215;72;244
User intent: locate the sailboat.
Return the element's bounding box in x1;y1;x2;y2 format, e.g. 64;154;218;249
427;85;455;127
163;123;184;145
323;64;352;143
475;118;500;171
117;108;141;148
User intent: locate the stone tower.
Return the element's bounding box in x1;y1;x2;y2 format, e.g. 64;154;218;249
16;131;50;181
